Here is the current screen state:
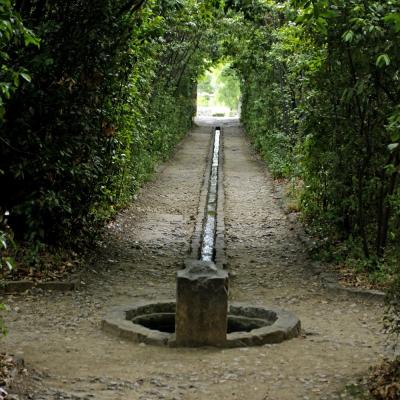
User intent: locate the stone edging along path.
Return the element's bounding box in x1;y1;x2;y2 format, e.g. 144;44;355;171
319;271;386;302
0;272;82;294
286;213;386;303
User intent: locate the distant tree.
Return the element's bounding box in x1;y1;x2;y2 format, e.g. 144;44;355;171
215;66;240;112
198;73;213;93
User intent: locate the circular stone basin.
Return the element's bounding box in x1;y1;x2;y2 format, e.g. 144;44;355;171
102;300;301;347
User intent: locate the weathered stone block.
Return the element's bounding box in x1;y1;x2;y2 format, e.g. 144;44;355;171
175;260;229;347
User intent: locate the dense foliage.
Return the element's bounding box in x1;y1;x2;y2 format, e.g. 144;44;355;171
228;1;400;268
0;0;39;269
0;0;216;259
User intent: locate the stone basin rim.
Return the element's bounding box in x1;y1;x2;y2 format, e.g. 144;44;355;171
101;300;301;347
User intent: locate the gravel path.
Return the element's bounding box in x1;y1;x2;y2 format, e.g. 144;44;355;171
1;119;388;399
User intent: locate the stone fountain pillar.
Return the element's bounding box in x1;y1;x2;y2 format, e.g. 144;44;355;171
175;260;229;347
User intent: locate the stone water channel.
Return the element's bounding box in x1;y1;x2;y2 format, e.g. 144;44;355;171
200;126;220;262
102;126;301;347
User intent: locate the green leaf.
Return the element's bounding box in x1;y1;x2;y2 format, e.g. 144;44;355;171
20;72;31;82
23;32;40;47
376;54;390;68
388;143;399;152
342;30;354;43
5;257;14;271
384;13;400;32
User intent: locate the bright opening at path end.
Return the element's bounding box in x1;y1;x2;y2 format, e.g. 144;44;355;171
196;62;241;119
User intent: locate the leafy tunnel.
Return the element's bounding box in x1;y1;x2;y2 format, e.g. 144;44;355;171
1;0;400;293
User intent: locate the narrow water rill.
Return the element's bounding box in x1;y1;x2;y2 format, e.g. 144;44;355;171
102;124;301;347
200;127;220;262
